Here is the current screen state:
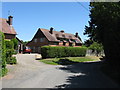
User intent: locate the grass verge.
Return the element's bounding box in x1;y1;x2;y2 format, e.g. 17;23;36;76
40;56;100;65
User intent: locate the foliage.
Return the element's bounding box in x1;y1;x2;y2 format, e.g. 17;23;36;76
88;42;103;56
11;38;18;49
6;49;17;64
84;2;120;67
83;39;93;47
5;40;14;49
0;31;7;77
41;46;87;58
6;56;17;64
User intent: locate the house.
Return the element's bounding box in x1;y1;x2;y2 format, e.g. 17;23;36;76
0;16;17;39
27;27;82;53
0;16;23;53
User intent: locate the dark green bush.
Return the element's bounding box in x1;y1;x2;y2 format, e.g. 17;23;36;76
41;46;87;58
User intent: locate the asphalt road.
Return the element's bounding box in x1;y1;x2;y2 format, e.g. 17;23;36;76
2;54;119;88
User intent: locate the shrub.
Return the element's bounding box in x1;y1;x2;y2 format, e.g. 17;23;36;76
6;57;17;64
41;46;87;58
5;40;14;49
88;42;103;56
0;31;7;77
6;49;17;64
11;38;18;49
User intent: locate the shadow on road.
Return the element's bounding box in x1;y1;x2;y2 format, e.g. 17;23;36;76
55;61;119;88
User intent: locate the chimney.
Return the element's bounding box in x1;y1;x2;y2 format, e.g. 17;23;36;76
75;32;78;38
50;27;54;34
8;16;13;25
60;30;64;33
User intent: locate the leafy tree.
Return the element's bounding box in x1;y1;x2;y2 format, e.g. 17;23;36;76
84;2;120;67
88;42;103;56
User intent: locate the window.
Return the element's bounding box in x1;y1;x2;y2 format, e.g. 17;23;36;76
34;38;37;42
40;38;45;42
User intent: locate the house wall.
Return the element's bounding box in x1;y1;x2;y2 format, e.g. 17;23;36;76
4;33;16;40
27;30;49;53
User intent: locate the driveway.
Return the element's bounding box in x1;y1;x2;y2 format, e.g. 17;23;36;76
2;54;119;88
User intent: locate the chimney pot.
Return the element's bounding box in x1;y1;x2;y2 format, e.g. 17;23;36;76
8;16;13;25
50;27;54;34
60;30;64;33
75;32;78;37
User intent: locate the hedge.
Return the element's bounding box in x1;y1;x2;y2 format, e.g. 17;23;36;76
0;32;7;77
41;46;87;58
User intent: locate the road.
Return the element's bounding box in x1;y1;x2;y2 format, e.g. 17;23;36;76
2;54;119;88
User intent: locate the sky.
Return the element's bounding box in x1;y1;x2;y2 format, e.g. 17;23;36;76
2;2;90;42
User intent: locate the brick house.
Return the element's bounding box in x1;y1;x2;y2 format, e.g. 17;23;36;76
27;27;82;53
0;16;23;53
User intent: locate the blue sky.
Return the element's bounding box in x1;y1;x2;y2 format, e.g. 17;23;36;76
2;2;90;42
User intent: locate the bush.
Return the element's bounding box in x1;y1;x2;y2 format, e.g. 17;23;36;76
11;38;18;49
41;46;87;58
6;57;17;64
6;49;17;64
88;42;103;56
0;31;7;77
5;40;14;49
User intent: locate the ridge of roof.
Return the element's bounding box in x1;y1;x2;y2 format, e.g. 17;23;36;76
39;28;82;43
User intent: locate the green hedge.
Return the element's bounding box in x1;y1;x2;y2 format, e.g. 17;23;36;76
0;32;7;77
41;46;87;58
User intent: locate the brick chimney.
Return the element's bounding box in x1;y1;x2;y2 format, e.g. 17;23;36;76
8;16;13;25
50;27;54;34
75;32;78;38
60;30;64;33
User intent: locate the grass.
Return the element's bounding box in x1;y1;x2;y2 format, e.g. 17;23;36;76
40;56;100;65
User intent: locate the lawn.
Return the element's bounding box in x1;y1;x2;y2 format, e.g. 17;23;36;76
40;56;100;65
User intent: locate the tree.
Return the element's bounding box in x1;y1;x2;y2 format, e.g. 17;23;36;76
84;2;120;68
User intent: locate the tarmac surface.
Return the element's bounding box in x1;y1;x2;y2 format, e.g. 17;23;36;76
2;54;120;88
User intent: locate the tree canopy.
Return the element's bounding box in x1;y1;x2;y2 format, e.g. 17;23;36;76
84;2;120;67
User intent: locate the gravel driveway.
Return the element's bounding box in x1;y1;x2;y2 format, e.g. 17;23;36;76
2;54;119;88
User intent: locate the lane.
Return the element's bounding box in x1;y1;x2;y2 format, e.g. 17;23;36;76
2;54;69;88
2;54;119;88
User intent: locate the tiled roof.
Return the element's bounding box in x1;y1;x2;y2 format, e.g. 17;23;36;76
0;18;17;34
40;28;82;43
